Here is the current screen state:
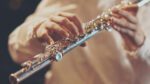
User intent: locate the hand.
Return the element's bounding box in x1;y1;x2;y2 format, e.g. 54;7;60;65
27;12;85;54
111;4;145;51
9;12;85;63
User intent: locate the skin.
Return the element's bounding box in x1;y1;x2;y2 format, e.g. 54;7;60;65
34;4;145;51
8;3;145;63
111;4;145;51
35;12;84;45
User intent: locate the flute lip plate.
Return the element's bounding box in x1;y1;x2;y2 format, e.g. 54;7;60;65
9;74;19;84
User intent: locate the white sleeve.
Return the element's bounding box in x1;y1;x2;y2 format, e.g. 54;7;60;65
136;4;150;65
137;37;150;65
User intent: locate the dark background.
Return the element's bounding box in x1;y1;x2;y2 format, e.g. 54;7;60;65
0;0;49;84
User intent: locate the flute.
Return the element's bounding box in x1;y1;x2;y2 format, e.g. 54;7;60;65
9;0;150;84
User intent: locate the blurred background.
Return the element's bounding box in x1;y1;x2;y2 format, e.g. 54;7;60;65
0;0;49;84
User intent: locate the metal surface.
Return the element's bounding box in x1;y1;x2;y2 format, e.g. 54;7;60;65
137;0;150;7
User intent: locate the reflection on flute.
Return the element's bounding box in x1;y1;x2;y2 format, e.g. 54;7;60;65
9;0;150;84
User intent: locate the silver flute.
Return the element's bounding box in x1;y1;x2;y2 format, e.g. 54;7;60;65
9;0;150;84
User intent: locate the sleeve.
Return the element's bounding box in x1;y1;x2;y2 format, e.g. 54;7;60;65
137;36;150;65
8;18;46;64
136;5;150;66
8;0;77;64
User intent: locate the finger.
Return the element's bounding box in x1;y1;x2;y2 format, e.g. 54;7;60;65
123;4;138;15
36;27;54;45
111;7;119;13
117;10;137;24
111;17;136;31
111;7;137;24
58;12;84;35
111;12;121;18
113;25;134;37
50;16;79;37
46;22;70;41
111;8;122;19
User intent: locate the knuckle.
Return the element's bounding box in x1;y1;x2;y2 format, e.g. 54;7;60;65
38;29;48;39
69;14;76;19
44;19;54;27
42;21;48;26
60;17;68;24
41;33;47;38
46;21;55;28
